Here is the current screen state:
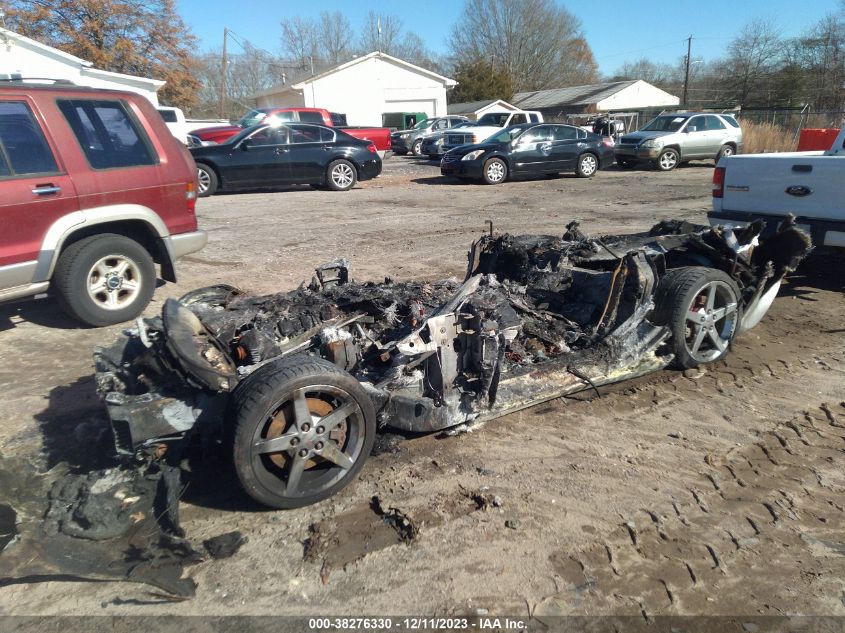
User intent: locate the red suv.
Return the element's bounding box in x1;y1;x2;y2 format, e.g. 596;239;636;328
0;81;206;326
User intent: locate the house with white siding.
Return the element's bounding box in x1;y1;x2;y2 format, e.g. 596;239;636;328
253;51;457;127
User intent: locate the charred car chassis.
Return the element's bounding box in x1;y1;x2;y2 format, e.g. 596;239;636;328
95;219;810;509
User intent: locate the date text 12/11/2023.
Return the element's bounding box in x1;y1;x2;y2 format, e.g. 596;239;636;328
307;617;527;630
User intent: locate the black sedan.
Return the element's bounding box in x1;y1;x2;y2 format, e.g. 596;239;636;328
440;123;614;184
190;123;382;196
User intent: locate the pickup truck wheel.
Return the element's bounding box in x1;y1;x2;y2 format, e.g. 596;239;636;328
716;144;735;162
229;356;376;509
327;159;357;191
411;138;424;156
53;234;156;327
482;157;508;185
196;164;217;197
576;152;599;178
653;267;741;369
656;148;679;171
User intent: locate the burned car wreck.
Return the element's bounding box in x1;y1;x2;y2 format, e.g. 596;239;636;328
95;219;810;509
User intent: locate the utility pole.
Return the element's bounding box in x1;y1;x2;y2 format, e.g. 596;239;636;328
682;36;692;107
219;27;228;119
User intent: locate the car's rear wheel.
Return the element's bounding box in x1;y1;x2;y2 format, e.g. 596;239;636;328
326;159;357;191
196;163;218;197
576;152;599;178
716;144;735;162
229;356;376;509
482;157;508;185
656;148;679;171
52;233;156;327
653;267;741;369
411;139;424;156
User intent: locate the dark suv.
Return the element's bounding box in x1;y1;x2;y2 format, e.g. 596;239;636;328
0;81;206;326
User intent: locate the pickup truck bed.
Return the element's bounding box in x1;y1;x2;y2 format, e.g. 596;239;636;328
710;128;845;247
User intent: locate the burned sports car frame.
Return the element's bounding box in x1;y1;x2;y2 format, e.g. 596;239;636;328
95;219;810;509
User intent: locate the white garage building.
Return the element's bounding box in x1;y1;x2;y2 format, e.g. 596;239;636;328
253;51;457;127
0;27;164;105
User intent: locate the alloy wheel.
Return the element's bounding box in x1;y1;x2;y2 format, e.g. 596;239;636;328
250;385;366;499
683;280;739;363
86;255;142;310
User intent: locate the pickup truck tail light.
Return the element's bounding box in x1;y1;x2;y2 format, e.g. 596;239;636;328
712;166;725;198
367;143;377;154
186;182;197;213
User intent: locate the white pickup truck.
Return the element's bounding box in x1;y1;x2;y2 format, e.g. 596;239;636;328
442;110;543;151
709;126;845;247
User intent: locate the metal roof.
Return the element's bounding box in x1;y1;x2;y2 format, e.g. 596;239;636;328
512;81;640;109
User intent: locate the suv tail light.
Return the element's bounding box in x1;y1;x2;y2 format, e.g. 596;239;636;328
367;143;377;154
712;166;725;198
186;182;197;212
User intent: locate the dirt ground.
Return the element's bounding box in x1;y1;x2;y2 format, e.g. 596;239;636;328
1;158;844;619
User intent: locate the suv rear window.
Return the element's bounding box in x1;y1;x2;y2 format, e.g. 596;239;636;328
58;99;156;169
0;101;59;176
298;111;324;124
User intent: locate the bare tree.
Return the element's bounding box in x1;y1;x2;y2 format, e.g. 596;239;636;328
604;58;678;89
280;15;318;66
318;11;353;63
359;11;404;55
723;19;784;105
449;0;597;92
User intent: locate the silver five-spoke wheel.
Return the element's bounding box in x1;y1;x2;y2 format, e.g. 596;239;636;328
683;280;739;363
86;255;142;311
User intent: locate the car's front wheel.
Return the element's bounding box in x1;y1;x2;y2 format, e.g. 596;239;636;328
576;152;599;178
326;159;357;191
411;139;424;156
196;163;218;197
230;356;376;509
482;157;508;185
656;148;680;171
653;267;741;369
52;233;156;327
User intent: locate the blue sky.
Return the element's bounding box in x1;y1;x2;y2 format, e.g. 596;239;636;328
178;0;843;74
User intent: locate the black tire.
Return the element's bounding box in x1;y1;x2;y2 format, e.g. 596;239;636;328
326;159;357;191
52;233;156;327
655;148;680;171
616;158;636;168
481;157;508;185
196;163;218;197
229;355;376;509
716;144;735;162
411;138;424;156
652;267;742;369
576;152;599;178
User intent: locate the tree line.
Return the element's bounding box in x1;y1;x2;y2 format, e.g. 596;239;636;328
607;9;845;114
3;0;844;119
